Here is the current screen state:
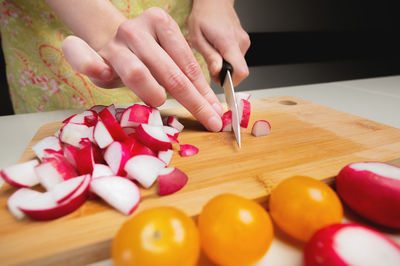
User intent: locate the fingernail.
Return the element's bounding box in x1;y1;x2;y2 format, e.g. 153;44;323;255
207;116;222;132
212;103;223;116
101;69;112;80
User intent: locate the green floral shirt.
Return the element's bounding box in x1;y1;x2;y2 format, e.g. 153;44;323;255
0;0;208;113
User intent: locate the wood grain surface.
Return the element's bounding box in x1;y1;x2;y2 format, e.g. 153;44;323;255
1;96;400;265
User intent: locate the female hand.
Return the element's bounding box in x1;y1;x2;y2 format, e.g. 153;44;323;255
62;7;223;132
186;0;251;85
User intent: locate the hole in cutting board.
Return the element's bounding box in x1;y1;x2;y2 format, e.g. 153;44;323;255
278;100;298;105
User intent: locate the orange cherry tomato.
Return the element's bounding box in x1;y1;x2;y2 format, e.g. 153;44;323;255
269;176;343;242
198;193;274;266
112;207;200;266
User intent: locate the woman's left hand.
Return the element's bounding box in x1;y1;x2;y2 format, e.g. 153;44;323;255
186;0;250;86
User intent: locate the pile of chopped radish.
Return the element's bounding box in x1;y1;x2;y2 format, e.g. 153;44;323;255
1;104;196;220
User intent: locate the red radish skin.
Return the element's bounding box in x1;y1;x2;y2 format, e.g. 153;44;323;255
75;144;96;175
158;167;188;196
251;120;271;137
124;155;166;188
163;126;180;138
221;110;232;132
336;162;400;229
167;134;179;144
165;115;184;132
90;176;141;215
238;99;251;128
94;120;114;149
1;160;40;188
120;107;137;128
7;188;43;219
32;136;62;160
104;141;130;176
19;175;91;221
98;108;129;142
35;156;78;190
128;104;152;124
51;175;86;203
304;223;400;266
135;124;172;151
63;144;79;168
179;144;199;157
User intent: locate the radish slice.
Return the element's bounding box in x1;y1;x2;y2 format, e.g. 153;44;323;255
63;144;79;168
51;175;86;203
60;123;92;148
305;223;400;266
122;127;136;135
19;174;91;221
221;111;232;132
90;176;141;215
98;108;129;142
164;115;184;132
104;141;130;176
32;136;62;161
115;108;125;123
120;107;137;128
93;120;114;149
148;108;163;126
158;167;188;196
158;149;173;165
75;144;96;175
135;124;172;151
163;126;180;138
251;120;271;137
90;105;107;113
92;164;114;179
238;99;251;128
128;104;152;125
35;156;78;190
179;144;199;157
106;104;116;118
124;155;166;188
1;160;40;188
236;92;251;101
7;188;43;219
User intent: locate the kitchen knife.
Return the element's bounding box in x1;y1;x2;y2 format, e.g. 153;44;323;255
220;60;241;148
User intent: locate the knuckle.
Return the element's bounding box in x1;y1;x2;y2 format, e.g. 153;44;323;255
241;32;251;48
165;71;188;95
184;61;202;81
190;102;208;117
237;66;249;80
145;7;171;25
123;64;147;85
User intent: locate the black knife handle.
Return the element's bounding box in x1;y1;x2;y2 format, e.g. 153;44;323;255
219;59;233;86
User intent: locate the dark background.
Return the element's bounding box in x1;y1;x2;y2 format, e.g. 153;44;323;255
1;0;400;115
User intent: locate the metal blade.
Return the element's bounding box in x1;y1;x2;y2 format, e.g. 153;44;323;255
223;71;241;148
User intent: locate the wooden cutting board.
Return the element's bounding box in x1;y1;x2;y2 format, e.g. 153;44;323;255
1;96;400;265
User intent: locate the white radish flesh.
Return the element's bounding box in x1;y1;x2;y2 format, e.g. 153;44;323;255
135;124;171;151
124;155;166;188
32;136;62;161
7;188;43;219
251;120;271;137
238;99;251;128
60;123;92;148
35;156;78;190
94;120;114;149
92;164;114;179
158;149;173;165
104;141;130;176
148;108;163;126
51;175;86;203
0;159;40;188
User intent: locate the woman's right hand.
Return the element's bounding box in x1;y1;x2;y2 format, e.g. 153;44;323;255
62;7;223;132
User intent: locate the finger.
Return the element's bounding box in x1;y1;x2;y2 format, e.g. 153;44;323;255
118;18;222;131
154;18;223;116
100;43;166;107
238;30;251;55
189;30;223;84
62;36;114;81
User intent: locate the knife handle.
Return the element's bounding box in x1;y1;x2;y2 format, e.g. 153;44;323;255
219;59;233;86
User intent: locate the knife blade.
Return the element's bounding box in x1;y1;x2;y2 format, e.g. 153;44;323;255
220;60;241;148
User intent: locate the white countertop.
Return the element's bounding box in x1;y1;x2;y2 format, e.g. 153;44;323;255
1;75;399;265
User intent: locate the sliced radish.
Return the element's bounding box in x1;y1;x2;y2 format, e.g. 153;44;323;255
251;120;271;137
7;188;43;219
128;104;152;125
0;159;40;188
75;144;96;175
51;175;86;203
63;110;98;127
104;141;130;176
236;92;251;101
179;144;199;157
32;136;62;161
90;105;107;113
129;140;156;157
35;156;78;190
60;123;92;147
238;99;251;128
158;149;173;165
304;223;400;266
337;162;400;228
221;110;232;132
106;104;116;118
122;127;136;135
19;174;91;220
90;176;140;215
148;108;163;126
158;167;188;196
163;126;180;138
115;108;125;123
124;155;166;188
93;120;114;149
168;134;179;144
63;144;79;168
135;124;171;151
92;164;114;179
120;106;136;128
164;115;184;132
98;108;129;142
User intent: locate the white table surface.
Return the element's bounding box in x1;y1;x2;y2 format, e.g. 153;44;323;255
1;75;399;265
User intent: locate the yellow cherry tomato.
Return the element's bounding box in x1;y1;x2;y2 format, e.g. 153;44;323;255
269;176;343;242
198;193;274;266
112;207;200;266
